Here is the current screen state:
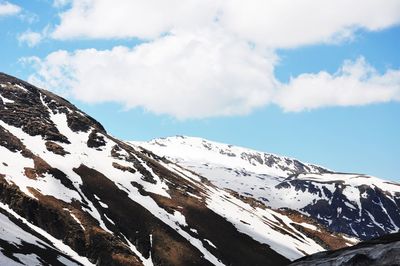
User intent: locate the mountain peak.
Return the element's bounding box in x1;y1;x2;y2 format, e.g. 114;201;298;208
2;73;344;265
1;73;399;265
0;73;105;141
137;135;330;178
138;136;400;241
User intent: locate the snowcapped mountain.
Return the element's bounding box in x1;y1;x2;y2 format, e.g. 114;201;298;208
135;136;400;241
0;73;358;265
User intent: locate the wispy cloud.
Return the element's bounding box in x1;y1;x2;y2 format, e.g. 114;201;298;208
0;1;21;17
52;0;71;8
18;30;43;47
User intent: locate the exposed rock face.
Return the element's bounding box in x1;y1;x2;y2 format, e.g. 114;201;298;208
290;232;400;266
0;74;104;143
0;175;141;266
87;130;106;149
45;141;70;155
0;206;84;266
288;177;400;240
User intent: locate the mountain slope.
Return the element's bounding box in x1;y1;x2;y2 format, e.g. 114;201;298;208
0;202;88;266
136;136;400;240
0;73;355;265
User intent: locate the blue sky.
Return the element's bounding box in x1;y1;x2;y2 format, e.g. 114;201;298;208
1;0;400;181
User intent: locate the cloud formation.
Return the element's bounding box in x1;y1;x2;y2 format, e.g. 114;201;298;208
25;42;400;118
21;0;400;118
0;1;20;16
52;0;400;48
276;58;400;112
18;30;43;47
25;29;278;119
53;0;71;8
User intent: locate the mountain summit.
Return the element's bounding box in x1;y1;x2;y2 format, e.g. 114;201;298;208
136;136;400;240
0;73;398;265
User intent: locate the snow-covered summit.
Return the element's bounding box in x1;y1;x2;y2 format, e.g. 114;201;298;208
134;135;329;178
136;135;400;241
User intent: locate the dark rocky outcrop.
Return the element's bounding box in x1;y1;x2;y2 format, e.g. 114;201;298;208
87;130;106;148
277;176;400;241
0;72;104;142
290;232;400;266
45;141;70;156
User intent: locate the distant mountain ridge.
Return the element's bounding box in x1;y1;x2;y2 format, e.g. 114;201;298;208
134;135;330;177
136;136;400;240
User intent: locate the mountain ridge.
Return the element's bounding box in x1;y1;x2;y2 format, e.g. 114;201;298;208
136;135;400;240
1;72;398;265
0;72;354;265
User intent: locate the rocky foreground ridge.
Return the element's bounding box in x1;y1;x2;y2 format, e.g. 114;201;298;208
290;232;400;266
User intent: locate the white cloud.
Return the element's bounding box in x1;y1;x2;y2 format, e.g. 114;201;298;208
25;29;278;119
23;0;400;118
52;0;219;40
0;1;20;17
218;0;400;48
18;30;43;47
23;39;400;118
51;0;400;48
53;0;71;8
275;58;400;112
